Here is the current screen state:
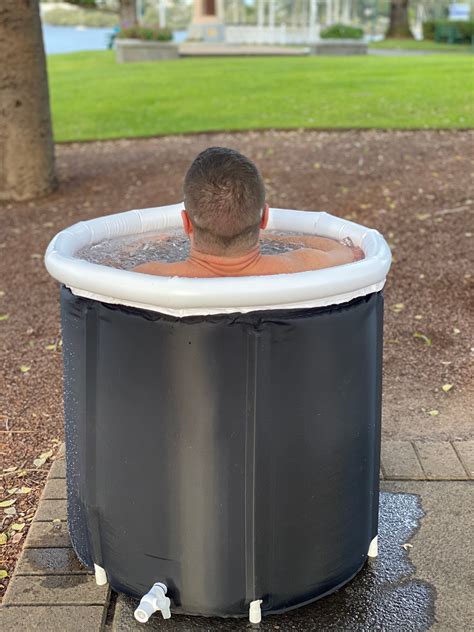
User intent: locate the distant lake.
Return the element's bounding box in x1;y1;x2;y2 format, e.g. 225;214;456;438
42;24;188;55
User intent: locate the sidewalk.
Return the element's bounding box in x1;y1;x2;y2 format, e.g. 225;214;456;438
1;441;473;631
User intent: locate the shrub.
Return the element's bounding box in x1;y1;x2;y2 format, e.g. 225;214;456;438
117;25;173;42
423;20;474;43
422;20;436;40
66;0;98;6
320;24;364;40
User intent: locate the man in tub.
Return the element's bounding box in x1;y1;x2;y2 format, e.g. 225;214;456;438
134;147;364;278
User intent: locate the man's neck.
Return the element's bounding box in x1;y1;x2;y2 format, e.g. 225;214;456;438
188;245;262;275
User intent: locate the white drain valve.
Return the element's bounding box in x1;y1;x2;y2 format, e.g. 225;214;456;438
134;582;171;623
249;599;263;624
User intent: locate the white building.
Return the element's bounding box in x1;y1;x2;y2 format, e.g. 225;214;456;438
188;0;358;45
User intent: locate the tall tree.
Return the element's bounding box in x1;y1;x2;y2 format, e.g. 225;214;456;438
386;0;413;39
120;0;137;27
0;0;56;201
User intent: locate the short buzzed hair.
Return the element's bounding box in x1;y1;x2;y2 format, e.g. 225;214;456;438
183;147;266;254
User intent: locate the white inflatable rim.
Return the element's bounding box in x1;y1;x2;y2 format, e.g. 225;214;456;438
45;204;391;317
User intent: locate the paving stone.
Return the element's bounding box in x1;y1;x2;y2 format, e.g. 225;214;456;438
49;457;66;479
3;574;109;606
33;498;68;522
381;441;425;480
452;440;474;478
24;520;71;549
381;481;474;631
42;476;67;500
0;605;105;631
414;442;467;480
16;547;88;575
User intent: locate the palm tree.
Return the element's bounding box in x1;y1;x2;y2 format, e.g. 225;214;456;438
0;0;56;201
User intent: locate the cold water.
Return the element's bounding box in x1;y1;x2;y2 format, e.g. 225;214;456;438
78;230;306;270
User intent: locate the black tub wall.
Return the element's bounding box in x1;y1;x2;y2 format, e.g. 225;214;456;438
60;287;384;617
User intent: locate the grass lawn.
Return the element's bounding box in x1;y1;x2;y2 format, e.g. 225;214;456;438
369;38;473;53
47;51;474;141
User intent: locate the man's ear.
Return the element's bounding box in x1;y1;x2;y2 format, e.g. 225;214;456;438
181;210;193;235
260;204;270;230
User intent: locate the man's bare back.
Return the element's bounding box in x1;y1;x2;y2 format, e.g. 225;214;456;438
134;234;364;278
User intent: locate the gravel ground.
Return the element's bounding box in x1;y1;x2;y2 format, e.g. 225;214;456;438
1;129;473;595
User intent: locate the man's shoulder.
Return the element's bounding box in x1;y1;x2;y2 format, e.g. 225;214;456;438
259;248;328;274
133;260;194;277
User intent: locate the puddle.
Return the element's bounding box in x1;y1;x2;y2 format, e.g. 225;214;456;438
115;492;435;631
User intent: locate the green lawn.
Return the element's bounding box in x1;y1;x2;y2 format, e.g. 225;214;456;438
47;51;474;141
369;38;473;53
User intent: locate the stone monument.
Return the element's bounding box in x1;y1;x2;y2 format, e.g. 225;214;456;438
188;0;225;42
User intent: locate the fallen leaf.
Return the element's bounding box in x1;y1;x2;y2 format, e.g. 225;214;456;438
413;332;432;347
7;488;18;495
416;213;431;221
0;533;7;545
453;328;460;335
10;523;25;532
442;384;453;393
11;533;23;544
17;487;32;494
30;253;42;259
0;314;9;321
20;365;30;373
3;466;17;473
45;344;57;351
4;507;17;516
0;499;16;508
33;457;46;468
402;543;413;550
39;450;53;461
414;314;423;320
0;290;5;297
26;327;34;335
0;569;8;579
428;410;439;417
390;303;405;313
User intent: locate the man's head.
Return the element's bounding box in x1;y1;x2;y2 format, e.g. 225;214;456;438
182;147;269;256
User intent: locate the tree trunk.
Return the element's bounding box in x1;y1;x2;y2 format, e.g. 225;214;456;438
0;0;56;201
386;0;413;39
120;0;137;28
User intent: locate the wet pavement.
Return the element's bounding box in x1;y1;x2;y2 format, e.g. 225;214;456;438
112;488;441;631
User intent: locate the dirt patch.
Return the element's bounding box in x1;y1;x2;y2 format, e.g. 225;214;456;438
1;129;473;594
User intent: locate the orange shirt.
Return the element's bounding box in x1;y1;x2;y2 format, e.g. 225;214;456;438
134;244;356;278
